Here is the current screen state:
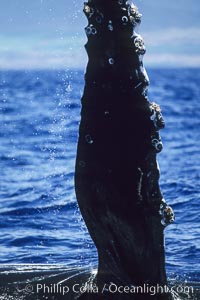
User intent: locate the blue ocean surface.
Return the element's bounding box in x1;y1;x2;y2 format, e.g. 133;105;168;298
0;69;200;281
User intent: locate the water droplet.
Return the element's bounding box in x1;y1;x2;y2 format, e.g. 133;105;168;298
109;58;114;65
66;84;72;92
85;134;94;144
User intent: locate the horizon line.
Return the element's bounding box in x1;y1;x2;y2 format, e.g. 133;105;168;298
0;66;200;71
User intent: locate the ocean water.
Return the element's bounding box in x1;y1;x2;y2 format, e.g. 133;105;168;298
0;69;200;282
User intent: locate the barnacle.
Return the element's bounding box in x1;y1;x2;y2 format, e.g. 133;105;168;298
85;24;97;36
150;102;161;113
84;4;91;14
134;36;146;55
150;102;165;130
129;3;142;24
83;2;94;18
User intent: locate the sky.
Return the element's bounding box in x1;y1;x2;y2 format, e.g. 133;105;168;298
0;0;200;69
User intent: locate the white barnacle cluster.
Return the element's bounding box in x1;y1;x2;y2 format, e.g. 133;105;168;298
134;35;146;55
150;102;165;131
150;102;162;114
85;24;97;36
159;200;175;227
151;132;163;153
84;1;105;37
117;2;142;28
83;1;141;35
83;2;94;19
129;3;142;26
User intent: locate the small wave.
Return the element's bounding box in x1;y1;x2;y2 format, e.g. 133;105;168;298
0;202;77;217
